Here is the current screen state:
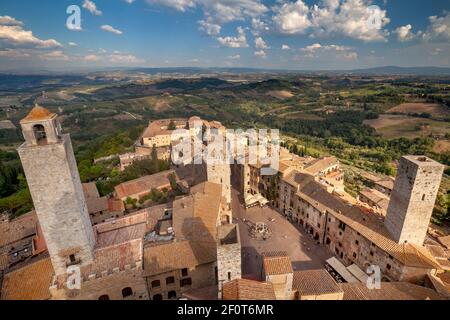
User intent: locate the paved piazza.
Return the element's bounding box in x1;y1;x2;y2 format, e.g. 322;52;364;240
231;189;333;279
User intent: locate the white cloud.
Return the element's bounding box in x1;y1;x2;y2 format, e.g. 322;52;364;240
251;18;269;35
84;54;100;62
109;53;144;64
100;25;123;35
201;0;268;25
341;51;358;60
0;24;62;48
254;49;266;58
198;18;221;36
145;0;196;12
254;36;268;49
272;0;390;41
431;47;442;55
282;44;290;50
68;42;77;47
40;50;69;61
147;0;268;25
273;0;311;35
83;0;102;16
227;54;240;59
310;0;390;42
299;42;357;60
0;16;23;26
125;0;136;3
0;48;31;58
421;12;450;41
217;27;249;48
394;24;416;42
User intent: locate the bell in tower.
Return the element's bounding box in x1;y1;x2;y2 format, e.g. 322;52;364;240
20;104;61;146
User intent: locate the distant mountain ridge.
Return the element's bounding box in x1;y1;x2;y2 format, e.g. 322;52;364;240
95;66;450;76
1;66;450;78
341;66;450;76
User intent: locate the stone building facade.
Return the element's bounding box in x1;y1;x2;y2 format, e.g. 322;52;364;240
276;166;443;284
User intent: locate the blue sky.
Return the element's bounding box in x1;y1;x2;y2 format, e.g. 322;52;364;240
0;0;449;71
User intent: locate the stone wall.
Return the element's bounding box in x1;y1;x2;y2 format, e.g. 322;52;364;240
50;267;148;300
217;224;242;298
145;262;217;300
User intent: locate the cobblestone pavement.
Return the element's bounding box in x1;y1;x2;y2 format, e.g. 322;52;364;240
231;189;333;279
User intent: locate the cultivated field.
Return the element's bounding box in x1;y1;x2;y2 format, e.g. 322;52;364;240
433;140;450;153
387;103;450;119
364;114;450;139
266;90;294;99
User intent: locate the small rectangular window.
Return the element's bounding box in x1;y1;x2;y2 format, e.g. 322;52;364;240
180;278;192;287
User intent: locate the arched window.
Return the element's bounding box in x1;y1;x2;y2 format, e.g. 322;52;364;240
122;287;133;298
168;291;177;299
151;280;161;288
33;124;47;145
153;294;163;300
98;295;110;300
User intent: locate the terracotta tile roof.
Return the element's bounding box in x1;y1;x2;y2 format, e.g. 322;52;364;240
183;285;219;300
82;183;108;214
21;105;56;123
0;211;37;248
340;282;444;300
359;188;390;211
294;177;440;269
436;272;450;291
304;156;338;176
1;255;53;300
191;182;222;243
108;197;125;213
222;279;276;300
292;269;343;296
114;170;176;199
262;251;293;276
172;182;222;243
375;178;394;190
438;235;450;250
142;119;187;138
143;240;216;276
96;223;146;248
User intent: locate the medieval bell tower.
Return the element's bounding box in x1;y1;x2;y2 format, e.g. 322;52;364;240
18;105;95;276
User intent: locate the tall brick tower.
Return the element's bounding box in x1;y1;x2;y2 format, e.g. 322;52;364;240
385;155;444;246
18;105;95;275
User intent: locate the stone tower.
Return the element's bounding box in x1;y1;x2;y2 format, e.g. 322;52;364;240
217;224;241;299
18;105;95;276
204;126;232;223
385;155;444;246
